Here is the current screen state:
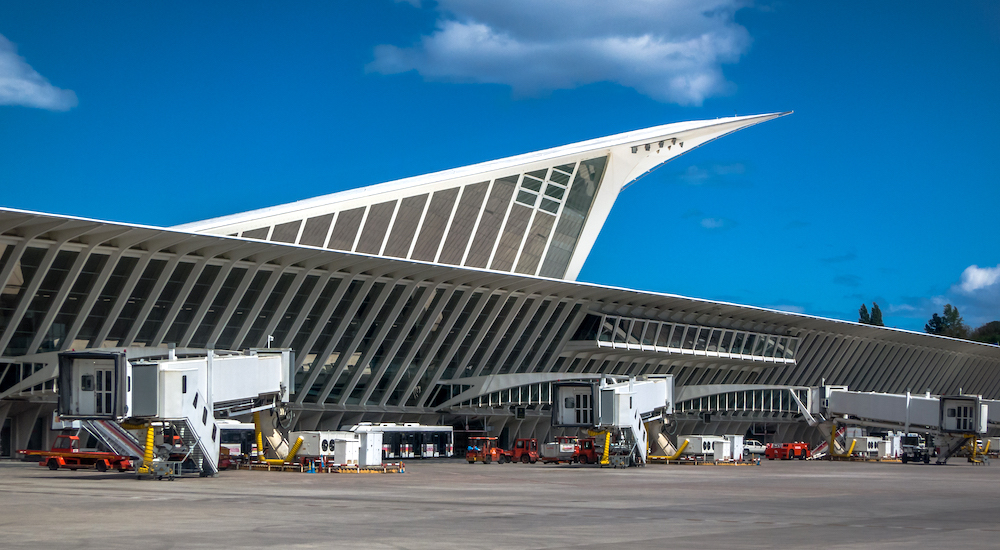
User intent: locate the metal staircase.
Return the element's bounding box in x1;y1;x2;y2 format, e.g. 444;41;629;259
164;390;219;476
82;420;144;459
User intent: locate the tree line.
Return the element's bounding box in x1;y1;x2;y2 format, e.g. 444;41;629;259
857;301;1000;345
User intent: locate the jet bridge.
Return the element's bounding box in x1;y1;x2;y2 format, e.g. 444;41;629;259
551;376;672;466
57;349;287;477
816;387;999;464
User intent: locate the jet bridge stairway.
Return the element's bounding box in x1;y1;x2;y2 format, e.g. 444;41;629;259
154;390;220;477
618;402;649;466
82;419;145;459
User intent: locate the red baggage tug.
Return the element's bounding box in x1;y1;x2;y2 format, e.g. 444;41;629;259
19;434;134;472
765;442;811;460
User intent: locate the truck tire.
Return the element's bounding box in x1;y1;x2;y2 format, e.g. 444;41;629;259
96;460;108;473
521;454;530;464
923;454;930;464
47;459;59;471
579;455;588;465
902;454;908;464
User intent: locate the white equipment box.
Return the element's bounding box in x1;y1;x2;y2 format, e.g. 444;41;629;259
289;430;356;458
358;432;383;466
334;437;360;465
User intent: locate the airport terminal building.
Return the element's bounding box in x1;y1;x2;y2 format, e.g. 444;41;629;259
3;112;999;454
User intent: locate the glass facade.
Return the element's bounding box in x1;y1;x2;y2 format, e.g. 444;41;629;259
539;156;606;278
4;250;76;356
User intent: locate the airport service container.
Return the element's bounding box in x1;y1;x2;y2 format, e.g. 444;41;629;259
358;431;383;466
334;438;360;465
542;440;577;460
877;439;893;459
849;436;881;457
725;435;744;461
289;431;357;458
678;435;726;457
712;439;732;461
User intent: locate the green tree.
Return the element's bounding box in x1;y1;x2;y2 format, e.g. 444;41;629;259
857;302;884;326
870;302;884;326
925;313;945;334
971;321;1000;345
925;304;969;338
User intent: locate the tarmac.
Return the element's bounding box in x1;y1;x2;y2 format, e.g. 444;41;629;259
1;458;999;549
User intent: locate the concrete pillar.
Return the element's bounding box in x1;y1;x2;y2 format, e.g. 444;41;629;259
14;403;42;451
0;402;11;434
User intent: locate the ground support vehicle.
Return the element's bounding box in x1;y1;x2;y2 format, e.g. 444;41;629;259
218;421;256;467
765;442;810;460
744;439;766;455
541;436;601;464
466;437;510;464
18;434;134;473
351;423;454;459
900;433;931;464
510;438;539;463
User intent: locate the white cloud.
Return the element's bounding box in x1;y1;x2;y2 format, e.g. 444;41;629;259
940;263;1000;327
368;0;752;105
892;264;1000;328
958;264;1000;293
679;162;745;183
700;217;734;229
0;34;77;111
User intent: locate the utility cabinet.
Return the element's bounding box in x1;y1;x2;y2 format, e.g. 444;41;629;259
358;431;383;466
334;437;360;465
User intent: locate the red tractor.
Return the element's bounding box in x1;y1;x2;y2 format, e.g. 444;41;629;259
466;436;511;464
765;442;811;460
510;438;539;464
18;434;134;472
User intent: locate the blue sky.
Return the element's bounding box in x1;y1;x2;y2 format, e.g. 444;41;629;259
1;1;998;332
